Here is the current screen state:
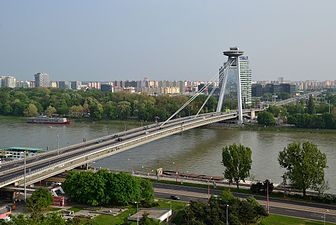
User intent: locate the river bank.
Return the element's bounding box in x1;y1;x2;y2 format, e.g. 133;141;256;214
2;114;336;133
1;115;336;193
210;123;336;134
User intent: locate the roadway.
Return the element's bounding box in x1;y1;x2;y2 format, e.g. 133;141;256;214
154;183;336;223
0;111;240;188
0;92;321;188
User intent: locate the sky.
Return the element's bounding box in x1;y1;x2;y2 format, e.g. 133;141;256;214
1;0;336;81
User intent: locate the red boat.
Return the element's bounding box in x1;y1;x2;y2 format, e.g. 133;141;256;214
27;116;70;125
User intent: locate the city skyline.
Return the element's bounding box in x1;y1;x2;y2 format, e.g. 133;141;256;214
1;1;336;81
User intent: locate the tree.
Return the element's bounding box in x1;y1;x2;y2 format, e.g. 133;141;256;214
140;179;154;204
23;103;39;117
62;170;152;206
257;111;276;126
278;141;327;196
307;95;316;114
222;144;252;189
69;105;84;118
139;213;161;225
173;190;267;225
45;105;57;117
26;188;53;214
267;105;281;117
250;179;274;195
117;101;132;120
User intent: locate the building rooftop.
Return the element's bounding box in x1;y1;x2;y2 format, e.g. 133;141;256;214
223;47;244;58
129;208;172;222
1;147;44;152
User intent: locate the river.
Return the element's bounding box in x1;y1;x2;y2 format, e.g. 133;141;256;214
0;117;335;193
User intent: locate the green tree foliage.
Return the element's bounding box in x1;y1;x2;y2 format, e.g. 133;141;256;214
266;105;281;117
174;191;267;225
69;105;85;118
278;142;327;196
287;113;336;129
45;105;57;117
26;188;53;214
277;92;291;100
306;95;316;114
139;213;161;225
257;111;276;126
222;144;252;189
23;103;39;117
250;179;274;195
0;88;218;122
62;170;154;206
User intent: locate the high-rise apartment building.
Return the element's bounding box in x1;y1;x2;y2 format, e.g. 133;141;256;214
58;81;68;89
239;56;252;106
219;55;252;107
34;73;49;87
0;76;16;88
70;81;81;90
16;80;31;88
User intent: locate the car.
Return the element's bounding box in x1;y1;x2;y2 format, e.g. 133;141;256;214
117;137;123;142
170;195;180;200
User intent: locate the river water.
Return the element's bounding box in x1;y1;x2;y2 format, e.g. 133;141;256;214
0;117;335;193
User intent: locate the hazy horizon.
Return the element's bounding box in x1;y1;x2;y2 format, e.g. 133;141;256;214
1;1;335;81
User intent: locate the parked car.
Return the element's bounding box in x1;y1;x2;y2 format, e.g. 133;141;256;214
170;195;180;200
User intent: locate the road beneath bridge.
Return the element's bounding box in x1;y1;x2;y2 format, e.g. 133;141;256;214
1;111;257;188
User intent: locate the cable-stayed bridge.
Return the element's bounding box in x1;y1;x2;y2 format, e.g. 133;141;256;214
0;47;321;190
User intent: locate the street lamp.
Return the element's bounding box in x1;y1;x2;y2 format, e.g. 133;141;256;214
324;209;329;225
57;134;60;155
134;201;139;225
266;179;271;214
24;150;27;202
226;204;229;225
207;177;213;200
172;161;178;182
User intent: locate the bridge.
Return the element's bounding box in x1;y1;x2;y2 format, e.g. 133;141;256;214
0;110;255;189
0;47;321;194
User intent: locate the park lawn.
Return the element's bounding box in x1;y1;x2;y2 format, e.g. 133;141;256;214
156;199;187;210
262;214;336;225
94;208;136;225
93;199;186;225
68;206;83;213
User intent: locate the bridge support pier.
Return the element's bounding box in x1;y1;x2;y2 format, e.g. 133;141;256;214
216;47;244;124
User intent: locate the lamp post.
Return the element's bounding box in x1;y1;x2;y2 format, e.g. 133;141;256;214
57;134;60;155
135;201;139;225
226;204;229;225
207;177;213;200
324;209;329;225
24;150;27;202
173;161;178;182
266;179;271;214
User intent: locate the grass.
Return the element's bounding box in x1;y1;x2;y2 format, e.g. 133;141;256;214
93;199;187;225
154;179;251;195
94;209;136;225
156;199;187;210
68;206;84;213
0;115;26;122
154;179;336;205
262;214;336;225
241;123;336;133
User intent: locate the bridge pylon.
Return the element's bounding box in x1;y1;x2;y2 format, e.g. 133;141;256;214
216;47;244;124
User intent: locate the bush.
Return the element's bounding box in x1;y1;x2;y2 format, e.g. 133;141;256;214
257;112;276;126
63;170;154;206
250;180;274;195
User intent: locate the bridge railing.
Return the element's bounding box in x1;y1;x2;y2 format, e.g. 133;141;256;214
1;112;239;187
